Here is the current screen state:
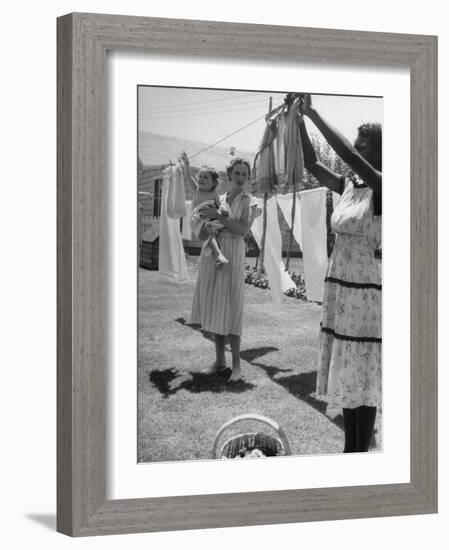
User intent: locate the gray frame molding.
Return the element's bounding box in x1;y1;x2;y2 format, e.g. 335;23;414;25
57;12;437;537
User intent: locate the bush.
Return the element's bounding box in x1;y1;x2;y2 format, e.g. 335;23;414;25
244;264;307;301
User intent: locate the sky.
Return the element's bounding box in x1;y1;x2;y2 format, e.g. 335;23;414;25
138;86;383;156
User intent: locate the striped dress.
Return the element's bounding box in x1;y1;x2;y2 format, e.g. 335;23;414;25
316;180;382;409
190;191;254;337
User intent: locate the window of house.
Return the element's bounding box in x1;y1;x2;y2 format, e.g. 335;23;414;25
153;178;162;217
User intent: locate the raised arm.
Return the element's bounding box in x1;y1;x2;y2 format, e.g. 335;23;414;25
180;151;198;192
301;94;381;194
299;117;345;194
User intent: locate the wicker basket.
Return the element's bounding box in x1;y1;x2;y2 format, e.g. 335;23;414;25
212;413;291;459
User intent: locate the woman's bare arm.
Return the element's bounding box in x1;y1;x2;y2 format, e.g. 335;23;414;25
299;118;344;194
301;95;381;194
180;151;198;192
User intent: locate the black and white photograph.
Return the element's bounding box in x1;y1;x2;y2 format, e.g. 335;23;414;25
137;86;383;462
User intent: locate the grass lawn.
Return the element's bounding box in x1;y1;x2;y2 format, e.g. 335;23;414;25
138;256;382;462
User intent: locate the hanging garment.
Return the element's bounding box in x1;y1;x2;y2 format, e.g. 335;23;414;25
275;113;288;190
181;200;193;240
299;187;328;302
166;163;187;218
251;196;295;305
284;97;305;189
158;168;189;281
253;118;278;194
276;192;303;251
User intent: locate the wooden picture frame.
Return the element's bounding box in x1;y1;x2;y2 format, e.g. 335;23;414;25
57;12;437;536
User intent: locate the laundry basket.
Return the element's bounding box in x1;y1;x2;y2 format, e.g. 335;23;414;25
212;413;291;459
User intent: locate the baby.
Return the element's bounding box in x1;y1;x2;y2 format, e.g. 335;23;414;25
181;152;229;265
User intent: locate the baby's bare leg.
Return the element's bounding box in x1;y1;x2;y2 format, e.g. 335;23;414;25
207;235;228;265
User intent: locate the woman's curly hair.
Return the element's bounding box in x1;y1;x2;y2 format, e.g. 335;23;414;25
357;122;382;163
226;157;251;180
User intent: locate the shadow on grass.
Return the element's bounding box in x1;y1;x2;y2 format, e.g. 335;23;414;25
175;317;215;342
150;367;255;397
252;363;344;431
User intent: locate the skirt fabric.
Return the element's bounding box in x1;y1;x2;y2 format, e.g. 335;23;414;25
190;232;245;336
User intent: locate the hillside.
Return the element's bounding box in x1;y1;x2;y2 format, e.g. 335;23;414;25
138;131;256;171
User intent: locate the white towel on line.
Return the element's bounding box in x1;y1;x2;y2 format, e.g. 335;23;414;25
158;170;189;281
166;163;187;219
299;187;328;302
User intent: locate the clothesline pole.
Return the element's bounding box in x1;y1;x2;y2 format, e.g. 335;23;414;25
258;96;272;276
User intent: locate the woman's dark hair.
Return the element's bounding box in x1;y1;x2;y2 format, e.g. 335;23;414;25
226;157;251;180
357;122;382;162
199;166;220;188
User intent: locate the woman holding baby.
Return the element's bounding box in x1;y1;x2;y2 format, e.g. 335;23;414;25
186;156;260;383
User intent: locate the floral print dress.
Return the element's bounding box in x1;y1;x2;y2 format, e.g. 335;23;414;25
316;179;382;409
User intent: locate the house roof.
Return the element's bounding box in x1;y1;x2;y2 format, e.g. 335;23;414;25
138;131;255;172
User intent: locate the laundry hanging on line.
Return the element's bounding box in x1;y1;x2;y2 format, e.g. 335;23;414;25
158;164;189;281
284;96;305;189
181;200;193;240
298;187;328;302
276;193;303;251
250;196;296;305
253;117;278;194
166;162;187;218
253;97;306;195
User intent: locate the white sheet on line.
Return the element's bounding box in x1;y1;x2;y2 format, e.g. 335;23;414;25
251;196;295;305
299;187;328;302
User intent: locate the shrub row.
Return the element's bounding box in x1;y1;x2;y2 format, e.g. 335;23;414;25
244;264;307;301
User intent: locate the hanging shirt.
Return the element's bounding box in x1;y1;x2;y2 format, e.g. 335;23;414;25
251;196;295;305
299;187;328;302
253;118;278;194
159;167;189;281
275;113;288;191
284;97;305;190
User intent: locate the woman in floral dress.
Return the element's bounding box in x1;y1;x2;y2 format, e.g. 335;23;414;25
299;94;382;452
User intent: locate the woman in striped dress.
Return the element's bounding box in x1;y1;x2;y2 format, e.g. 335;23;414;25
299;94;382;453
190;158;259;382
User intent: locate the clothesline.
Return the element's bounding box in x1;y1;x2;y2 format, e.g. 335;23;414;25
188;103;284;161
